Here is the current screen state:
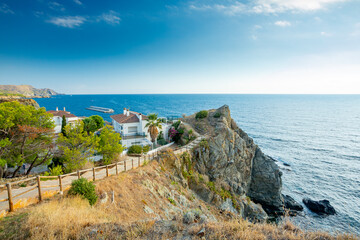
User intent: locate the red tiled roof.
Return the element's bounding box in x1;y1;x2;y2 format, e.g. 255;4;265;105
47;110;77;118
110;112;147;124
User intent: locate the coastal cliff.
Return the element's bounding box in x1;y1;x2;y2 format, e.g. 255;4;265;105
179;105;285;216
0;85;60;98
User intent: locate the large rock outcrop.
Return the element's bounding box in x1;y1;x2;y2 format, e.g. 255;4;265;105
182;105;284;215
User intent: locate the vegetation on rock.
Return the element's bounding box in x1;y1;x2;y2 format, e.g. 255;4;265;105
195;110;208;119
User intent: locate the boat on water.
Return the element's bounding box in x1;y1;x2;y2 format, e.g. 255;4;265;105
86;106;114;113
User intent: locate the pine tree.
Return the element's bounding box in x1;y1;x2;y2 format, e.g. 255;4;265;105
61;115;67;136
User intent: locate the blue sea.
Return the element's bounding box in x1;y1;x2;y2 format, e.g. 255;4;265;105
36;94;360;234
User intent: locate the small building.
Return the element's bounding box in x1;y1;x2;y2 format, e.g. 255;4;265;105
47;107;82;133
110;108;152;147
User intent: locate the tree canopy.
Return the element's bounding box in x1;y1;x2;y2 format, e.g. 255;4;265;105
145;113;162;144
98;126;123;164
0;101;55;177
82;115;104;134
57;121;99;173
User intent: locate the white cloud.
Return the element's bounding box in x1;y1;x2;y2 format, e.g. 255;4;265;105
47;16;86;28
98;11;121;25
49;2;66;12
34;11;44;18
251;0;348;13
189;0;349;15
251;35;258;40
274;20;291;27
321;31;332;36
254;25;262;29
74;0;82;5
0;3;14;14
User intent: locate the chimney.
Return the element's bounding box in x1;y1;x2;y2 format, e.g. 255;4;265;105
56;107;58;111
63;107;66;111
123;108;127;115
138;113;142;130
127;110;130;116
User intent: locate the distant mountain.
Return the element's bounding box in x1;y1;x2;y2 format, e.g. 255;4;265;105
0;85;61;98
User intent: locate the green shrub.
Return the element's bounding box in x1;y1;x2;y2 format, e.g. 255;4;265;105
68;178;98;206
157;138;167;146
143;145;151;153
196;110;208;119
172;120;181;130
44;165;63;176
199;139;209;149
168;197;176;206
213;112;221;118
127;145;143;154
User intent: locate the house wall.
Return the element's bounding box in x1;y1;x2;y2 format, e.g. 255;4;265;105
52;116;81;134
122;138;152;148
161;123;171;141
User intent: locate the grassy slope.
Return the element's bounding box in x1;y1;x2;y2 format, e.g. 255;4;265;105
0;154;358;240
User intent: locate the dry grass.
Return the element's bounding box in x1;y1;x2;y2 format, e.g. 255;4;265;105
25;196;111;240
200;218;358;240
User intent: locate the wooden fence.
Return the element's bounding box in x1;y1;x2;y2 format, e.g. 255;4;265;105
0;151;162;213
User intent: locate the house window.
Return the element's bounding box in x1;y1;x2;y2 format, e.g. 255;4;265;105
128;127;137;133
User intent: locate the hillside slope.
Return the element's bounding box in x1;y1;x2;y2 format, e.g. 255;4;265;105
0;85;60;98
0;158;356;239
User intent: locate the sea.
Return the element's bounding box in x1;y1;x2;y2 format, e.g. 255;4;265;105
36;94;360;234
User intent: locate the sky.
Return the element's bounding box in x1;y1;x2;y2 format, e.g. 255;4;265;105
0;0;360;94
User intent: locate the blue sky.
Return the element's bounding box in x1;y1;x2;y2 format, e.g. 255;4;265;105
0;0;359;94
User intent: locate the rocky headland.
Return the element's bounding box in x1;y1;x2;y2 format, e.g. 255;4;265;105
169;105;302;220
0;84;60;98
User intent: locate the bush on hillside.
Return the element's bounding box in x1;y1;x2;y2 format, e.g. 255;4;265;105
43;165;63;176
68;178;98;206
157;139;168;146
127;145;143;155
214;112;221;118
143;145;151;153
172;120;181;130
196;110;208;119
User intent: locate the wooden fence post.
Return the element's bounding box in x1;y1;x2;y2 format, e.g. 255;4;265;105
116;163;118;175
132;159;134;169
37;176;42;202
124;160;127;171
106;165;109;177
6;183;14;212
58;175;63;192
92;168;96;181
77;171;80;179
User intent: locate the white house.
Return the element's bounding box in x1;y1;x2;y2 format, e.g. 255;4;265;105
111;108;153;147
47;107;82;134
